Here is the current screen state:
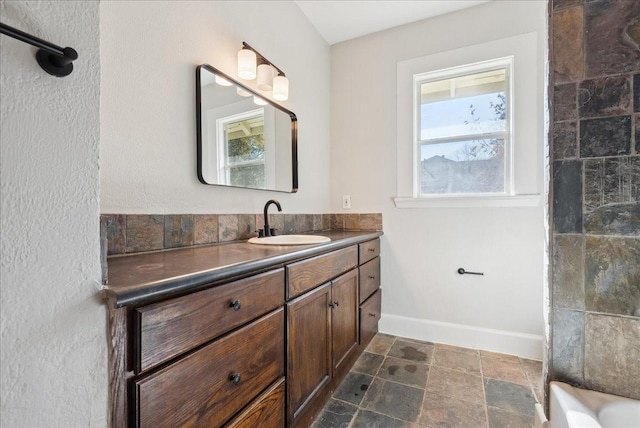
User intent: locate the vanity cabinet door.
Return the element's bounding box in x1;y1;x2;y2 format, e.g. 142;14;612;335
287;283;332;424
331;269;359;377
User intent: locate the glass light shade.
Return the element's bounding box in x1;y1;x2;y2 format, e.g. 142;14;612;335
273;75;289;101
253;95;268;106
236;87;252;97
214;75;233;86
237;49;256;80
257;64;275;91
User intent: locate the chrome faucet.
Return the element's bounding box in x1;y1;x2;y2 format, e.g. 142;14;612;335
262;199;282;237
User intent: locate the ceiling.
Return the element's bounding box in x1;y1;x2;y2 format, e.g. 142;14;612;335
294;1;491;45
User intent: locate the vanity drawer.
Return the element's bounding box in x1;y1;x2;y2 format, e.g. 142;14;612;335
225;377;285;428
360;289;381;346
359;257;380;304
134;268;284;373
135;308;285;428
359;239;380;265
287;246;357;299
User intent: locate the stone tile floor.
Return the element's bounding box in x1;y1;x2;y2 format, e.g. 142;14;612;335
311;334;543;428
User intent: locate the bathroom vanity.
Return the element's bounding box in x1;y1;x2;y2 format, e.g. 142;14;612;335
103;230;382;428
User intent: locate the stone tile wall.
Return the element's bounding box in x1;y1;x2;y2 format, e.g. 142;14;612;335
101;212;382;256
550;0;640;400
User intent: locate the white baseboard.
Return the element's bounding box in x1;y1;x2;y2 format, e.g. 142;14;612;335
379;313;543;360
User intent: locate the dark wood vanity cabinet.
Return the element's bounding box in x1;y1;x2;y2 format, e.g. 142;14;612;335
107;236;381;428
126;269;286;428
287;269;359;426
359;239;382;344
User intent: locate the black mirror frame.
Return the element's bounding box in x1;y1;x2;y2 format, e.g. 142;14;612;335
196;64;298;193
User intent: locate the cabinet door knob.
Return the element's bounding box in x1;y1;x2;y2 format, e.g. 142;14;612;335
368;275;375;280
229;373;242;385
229;300;241;311
334;301;339;307
328;302;335;308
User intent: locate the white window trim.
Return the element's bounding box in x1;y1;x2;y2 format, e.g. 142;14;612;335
395;32;541;209
413;57;513;198
215;108;264;185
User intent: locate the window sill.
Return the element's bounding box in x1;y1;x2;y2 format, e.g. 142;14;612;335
393;194;541;208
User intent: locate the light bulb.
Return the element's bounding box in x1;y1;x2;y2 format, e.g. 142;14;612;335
257;64;275;91
237;49;256;80
273;75;289;101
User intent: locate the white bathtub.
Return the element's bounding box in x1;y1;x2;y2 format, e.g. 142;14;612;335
535;381;640;428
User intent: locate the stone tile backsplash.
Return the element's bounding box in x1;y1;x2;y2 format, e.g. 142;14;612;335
550;0;640;401
102;212;382;256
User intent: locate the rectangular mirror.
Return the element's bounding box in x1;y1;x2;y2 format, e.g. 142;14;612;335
196;64;298;192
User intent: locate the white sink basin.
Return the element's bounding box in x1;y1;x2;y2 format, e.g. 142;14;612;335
248;235;331;246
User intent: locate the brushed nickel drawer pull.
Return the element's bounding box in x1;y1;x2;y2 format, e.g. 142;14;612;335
368;248;375;252
229;300;242;311
368;312;376;317
368;275;375;279
229;373;242;385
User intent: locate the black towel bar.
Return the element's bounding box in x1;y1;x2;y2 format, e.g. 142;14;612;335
0;22;78;77
457;268;484;276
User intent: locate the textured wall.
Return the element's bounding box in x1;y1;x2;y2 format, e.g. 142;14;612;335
550;0;640;400
100;1;331;215
0;1;106;426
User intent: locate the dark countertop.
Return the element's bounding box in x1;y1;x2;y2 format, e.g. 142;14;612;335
103;230;383;308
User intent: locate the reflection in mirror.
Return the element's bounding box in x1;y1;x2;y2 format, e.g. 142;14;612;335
196;64;298;192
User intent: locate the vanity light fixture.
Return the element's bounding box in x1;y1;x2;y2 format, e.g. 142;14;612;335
237;42;289;101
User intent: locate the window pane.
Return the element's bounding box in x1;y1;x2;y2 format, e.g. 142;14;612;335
419;69;506;140
420;138;505;194
227;134;265;165
230;164;265;188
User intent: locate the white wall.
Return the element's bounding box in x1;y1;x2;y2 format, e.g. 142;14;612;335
330;1;548;359
100;1;331;215
0;2;106;426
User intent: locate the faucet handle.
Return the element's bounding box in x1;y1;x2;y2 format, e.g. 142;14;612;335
270;228;277;236
256;229;265;238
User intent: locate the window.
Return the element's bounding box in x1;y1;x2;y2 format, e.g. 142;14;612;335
395;32;541;208
415;58;512;197
217;109;265;188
